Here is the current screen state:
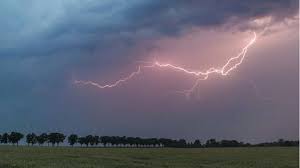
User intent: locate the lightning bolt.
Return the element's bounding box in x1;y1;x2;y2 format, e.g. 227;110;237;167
75;32;257;96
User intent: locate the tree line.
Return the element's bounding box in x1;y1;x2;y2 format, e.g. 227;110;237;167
0;132;298;148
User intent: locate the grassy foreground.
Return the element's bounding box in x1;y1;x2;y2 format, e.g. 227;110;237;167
0;146;298;168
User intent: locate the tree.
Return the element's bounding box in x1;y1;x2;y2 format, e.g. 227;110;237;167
278;139;285;146
1;133;9;144
193;139;202;148
134;137;142;148
57;133;65;146
101;136;110;147
85;135;93;147
37;133;48;146
68;134;78;147
26;134;32;146
78;137;85;147
8;132;24;146
48;133;57;146
93;136;100;146
206;139;219;147
26;133;37;146
220;140;240;147
109;136;117;147
126;137;135;147
159;138;173;147
151;138;160;147
178;139;187;148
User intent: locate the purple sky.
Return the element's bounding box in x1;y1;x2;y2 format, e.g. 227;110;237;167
0;0;298;143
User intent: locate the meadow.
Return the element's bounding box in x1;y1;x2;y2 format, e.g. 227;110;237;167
0;146;298;168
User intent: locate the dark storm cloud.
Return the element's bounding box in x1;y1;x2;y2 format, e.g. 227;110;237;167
125;0;298;34
1;0;297;58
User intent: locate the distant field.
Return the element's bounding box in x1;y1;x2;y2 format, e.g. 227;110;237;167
0;146;298;168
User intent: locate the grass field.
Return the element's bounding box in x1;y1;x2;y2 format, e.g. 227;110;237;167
0;146;298;168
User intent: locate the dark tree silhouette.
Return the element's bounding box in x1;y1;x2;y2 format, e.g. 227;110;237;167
101;136;110;147
47;133;56;146
93;136;100;146
1;133;9;144
256;139;299;147
37;133;48;146
220;140;240;147
8;132;24;146
26;133;37;146
206;139;219;147
68;134;78;147
126;137;135;147
0;130;298;148
57;133;65;146
134;137;142;148
193;139;202;148
78;137;85;147
48;133;65;146
85;135;93;147
119;136;127;147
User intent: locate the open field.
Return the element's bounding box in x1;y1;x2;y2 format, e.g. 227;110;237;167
0;146;298;168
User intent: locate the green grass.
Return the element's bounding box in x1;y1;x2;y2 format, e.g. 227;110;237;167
0;146;298;168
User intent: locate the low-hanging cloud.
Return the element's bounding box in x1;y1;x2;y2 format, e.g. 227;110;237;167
0;0;298;58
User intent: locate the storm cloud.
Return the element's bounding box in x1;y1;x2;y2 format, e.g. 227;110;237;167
0;0;297;57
